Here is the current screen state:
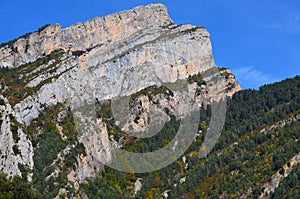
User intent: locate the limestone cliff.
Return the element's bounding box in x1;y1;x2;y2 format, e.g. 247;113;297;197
0;4;171;69
0;3;241;197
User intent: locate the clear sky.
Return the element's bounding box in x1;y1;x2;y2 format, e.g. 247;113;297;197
1;0;299;89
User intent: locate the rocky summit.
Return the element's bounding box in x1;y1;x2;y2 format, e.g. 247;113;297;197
0;4;240;180
14;4;300;198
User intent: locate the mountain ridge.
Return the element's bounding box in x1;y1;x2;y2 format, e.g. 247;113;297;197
0;2;240;186
0;3;172;69
1;3;298;199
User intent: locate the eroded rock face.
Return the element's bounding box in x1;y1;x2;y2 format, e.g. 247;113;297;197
11;11;216;127
0;4;171;69
0;3;241;188
0;95;34;179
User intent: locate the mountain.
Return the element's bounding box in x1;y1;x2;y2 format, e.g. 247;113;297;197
0;3;299;199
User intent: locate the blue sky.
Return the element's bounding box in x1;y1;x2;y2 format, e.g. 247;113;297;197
1;0;300;89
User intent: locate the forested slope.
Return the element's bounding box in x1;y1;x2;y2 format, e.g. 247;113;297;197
80;76;300;198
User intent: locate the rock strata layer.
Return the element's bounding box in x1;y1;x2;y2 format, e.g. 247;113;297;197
0;3;241;189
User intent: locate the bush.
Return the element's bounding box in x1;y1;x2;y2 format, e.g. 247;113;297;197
0;172;41;199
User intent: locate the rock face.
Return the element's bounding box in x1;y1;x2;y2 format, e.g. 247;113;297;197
0;95;34;180
0;4;171;69
0;3;241;196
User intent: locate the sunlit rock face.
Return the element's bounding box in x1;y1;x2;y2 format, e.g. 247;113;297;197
0;3;240;186
0;4;172;69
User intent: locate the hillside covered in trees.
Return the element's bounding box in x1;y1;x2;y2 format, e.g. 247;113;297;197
83;75;300;199
1;70;299;198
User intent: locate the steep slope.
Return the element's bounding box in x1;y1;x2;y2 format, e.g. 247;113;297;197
67;77;300;199
0;3;241;198
0;3;299;199
172;76;300;199
89;76;299;199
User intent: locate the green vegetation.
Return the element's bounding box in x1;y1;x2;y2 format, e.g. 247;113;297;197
32;127;68;198
30;104;82;198
0;60;299;199
0;66;9;80
85;75;300;198
219;75;300;151
96;99;181;153
0;47;80;197
272;163;300;198
96;84;178;145
0;99;5;106
82;168;132;199
0;172;41;199
0;49;65;106
187;72;205;85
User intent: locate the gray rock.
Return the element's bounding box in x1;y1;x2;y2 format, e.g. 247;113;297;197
0;3;241;185
0;4;172;69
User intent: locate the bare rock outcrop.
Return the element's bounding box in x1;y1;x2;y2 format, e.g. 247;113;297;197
0;3;241;187
0;4;171;69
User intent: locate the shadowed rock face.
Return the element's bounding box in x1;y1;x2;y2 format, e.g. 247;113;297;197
0;3;240;188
